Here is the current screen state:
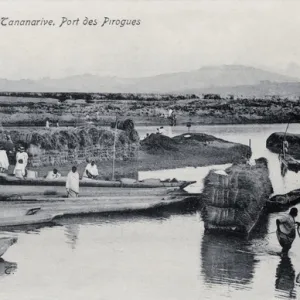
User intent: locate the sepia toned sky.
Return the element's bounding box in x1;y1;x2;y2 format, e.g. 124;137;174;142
0;0;299;79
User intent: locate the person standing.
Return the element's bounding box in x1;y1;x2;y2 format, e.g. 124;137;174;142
276;207;299;255
66;166;79;198
5;135;15;164
283;139;289;159
0;147;9;173
13;146;28;176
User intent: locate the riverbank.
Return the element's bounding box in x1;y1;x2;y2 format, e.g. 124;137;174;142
1;95;300;127
5;132;249;179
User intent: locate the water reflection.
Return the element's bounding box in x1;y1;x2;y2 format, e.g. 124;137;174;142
249;212;270;239
281;163;288;178
0;258;17;277
0;223;60;234
201;233;257;289
275;256;296;299
64;225;80;250
57;201;200;228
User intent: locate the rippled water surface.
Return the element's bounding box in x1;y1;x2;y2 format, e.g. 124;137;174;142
2;123;300;300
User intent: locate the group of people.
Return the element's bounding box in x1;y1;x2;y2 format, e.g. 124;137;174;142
51;160;99;198
0;140;99;198
0;142;29;178
45;119;59;128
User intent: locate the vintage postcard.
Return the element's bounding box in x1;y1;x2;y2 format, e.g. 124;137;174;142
0;0;299;299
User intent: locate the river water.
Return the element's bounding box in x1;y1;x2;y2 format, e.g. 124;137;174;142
1;123;300;300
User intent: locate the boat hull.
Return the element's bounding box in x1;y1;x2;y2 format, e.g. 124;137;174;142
266;188;300;213
0;237;17;257
0;174;194;189
279;154;300;172
0;191;200;227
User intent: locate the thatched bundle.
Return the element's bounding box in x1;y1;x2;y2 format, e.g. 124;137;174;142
0;126;140;166
202;158;273;234
111;119;135;132
140;133;179;153
1;126;139;151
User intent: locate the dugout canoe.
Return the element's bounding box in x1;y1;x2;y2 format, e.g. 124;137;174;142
0;237;17;257
278;154;300;172
265;188;300;213
0;190;200;227
0;173;194;189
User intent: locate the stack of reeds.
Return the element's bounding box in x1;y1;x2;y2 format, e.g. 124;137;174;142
202;158;273;234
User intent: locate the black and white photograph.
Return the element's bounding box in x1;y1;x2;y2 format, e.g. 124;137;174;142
0;1;300;299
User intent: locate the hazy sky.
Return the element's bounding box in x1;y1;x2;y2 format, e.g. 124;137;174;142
0;0;300;79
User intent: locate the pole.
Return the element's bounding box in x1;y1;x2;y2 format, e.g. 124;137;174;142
284;122;290;140
283;121;290;159
112;117;117;181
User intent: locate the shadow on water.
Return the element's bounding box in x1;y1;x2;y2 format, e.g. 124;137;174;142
0;197;201;248
0;258;17;277
0;223;60;234
201;212;271;291
55;196;201;227
58;197;201;249
201;232;257;289
249;212;271;239
275;256;297;299
64;224;80;250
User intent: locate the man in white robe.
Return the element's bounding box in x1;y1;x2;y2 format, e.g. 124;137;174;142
66;166;79;197
46;168;61;179
0;150;9;173
13;147;28;177
83;161;99;179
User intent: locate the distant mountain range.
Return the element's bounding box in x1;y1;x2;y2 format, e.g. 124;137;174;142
1;65;300;96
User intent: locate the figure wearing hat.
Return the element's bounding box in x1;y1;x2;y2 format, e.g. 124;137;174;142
13;146;28;178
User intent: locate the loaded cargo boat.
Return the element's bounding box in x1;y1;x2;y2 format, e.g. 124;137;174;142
201;158;273;236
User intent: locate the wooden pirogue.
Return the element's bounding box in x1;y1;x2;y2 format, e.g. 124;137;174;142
0;173;194;189
0;237;17;257
266;188;300;213
279;154;300;172
0;185;200;227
